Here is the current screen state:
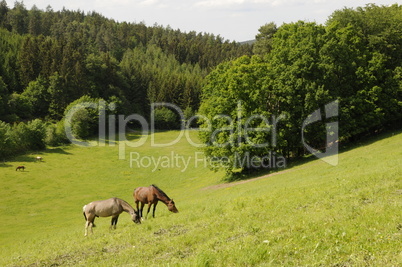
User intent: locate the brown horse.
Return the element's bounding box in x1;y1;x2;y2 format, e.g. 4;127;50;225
83;197;140;236
134;184;178;219
16;166;25;171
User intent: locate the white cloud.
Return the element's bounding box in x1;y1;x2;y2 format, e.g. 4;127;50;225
195;0;246;8
139;0;159;6
194;0;337;9
193;0;299;9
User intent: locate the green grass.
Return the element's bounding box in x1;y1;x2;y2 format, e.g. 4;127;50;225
0;130;401;266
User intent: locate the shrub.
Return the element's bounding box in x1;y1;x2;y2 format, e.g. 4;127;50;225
25;119;46;150
64;95;101;139
46;120;70;146
153;107;180;130
0;121;11;159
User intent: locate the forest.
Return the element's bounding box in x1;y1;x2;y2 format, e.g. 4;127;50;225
200;4;402;174
0;2;401;174
0;0;251;158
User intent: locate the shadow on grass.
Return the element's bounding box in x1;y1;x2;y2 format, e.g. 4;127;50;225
1;147;72;167
338;128;402;154
6;154;36;164
0;162;13;168
224;128;402;183
1;130;151;171
95;128;145;144
223;158;312;183
45;147;72;155
123;130;144;142
1;155;35;169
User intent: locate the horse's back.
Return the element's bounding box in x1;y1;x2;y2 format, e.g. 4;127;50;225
133;187;144;199
84;198;122;217
134;186;154;203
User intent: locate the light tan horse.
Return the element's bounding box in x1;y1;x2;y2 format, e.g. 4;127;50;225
83;197;140;236
133;184;178;219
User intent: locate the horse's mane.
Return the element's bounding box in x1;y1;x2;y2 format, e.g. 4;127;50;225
115;197;135;212
119;198;131;206
151;184;170;200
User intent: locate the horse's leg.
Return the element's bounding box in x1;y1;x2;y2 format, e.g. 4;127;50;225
140;202;145;219
114;215;119;229
85;214;95;236
110;215;119;230
152;201;158;218
110;217;114;230
84;215;90;236
137;201;141;218
85;220;94;236
135;199;140;215
145;203;152;219
85;221;89;236
135;200;140;216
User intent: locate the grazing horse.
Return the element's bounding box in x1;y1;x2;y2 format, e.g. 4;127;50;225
16;166;25;171
82;197;140;236
134;184;178;219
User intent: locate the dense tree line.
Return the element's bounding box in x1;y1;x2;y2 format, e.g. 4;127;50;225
199;4;402;175
0;1;251;158
1;1;400;167
0;1;251;121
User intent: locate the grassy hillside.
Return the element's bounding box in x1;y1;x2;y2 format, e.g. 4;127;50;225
0;130;401;266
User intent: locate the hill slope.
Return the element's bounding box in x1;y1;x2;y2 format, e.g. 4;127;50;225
0;130;401;266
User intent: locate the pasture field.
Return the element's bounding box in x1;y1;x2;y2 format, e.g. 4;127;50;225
0;130;401;266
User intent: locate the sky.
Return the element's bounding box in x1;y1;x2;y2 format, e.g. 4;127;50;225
4;0;401;41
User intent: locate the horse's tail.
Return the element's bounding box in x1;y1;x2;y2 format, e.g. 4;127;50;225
83;205;87;221
82;205;96;227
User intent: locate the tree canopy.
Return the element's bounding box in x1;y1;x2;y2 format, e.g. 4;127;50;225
0;0;252;123
0;0;251;158
200;4;402;175
0;2;400;168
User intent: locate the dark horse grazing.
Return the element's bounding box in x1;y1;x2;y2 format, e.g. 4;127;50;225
134;184;178;219
16;166;25;171
83;197;140;236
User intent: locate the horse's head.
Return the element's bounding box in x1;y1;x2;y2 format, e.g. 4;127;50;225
167;199;179;213
130;210;141;224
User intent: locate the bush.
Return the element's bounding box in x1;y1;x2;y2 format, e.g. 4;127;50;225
0;121;11;159
64;95;101;139
153;107;181;130
25;119;47;150
45;120;70;146
70;108;95;139
6;119;46;155
0;118;68;159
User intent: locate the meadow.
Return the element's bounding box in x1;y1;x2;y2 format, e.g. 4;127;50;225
0;130;401;266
